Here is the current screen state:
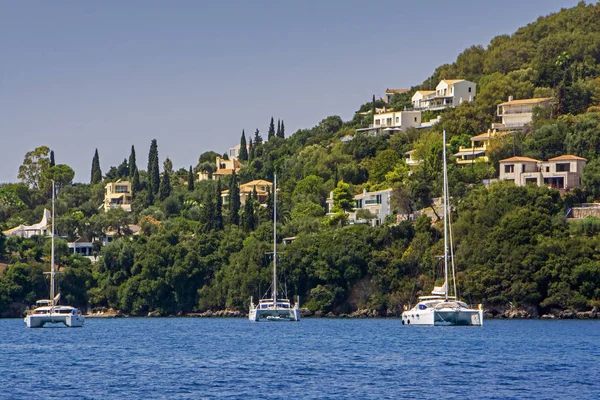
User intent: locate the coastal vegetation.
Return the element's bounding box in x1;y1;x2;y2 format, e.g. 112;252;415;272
2;2;600;317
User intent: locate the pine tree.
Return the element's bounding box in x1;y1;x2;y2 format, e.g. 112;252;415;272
148;139;160;195
188;166;194;191
215;179;223;230
248;138;254;160
268;117;275;140
228;173;240;225
163;157;173;175
128;145;137;177
254;128;262;146
159;171;171;201
276;119;281;138
280;120;285;138
50;150;55;167
91;149;102;184
239;130;248;161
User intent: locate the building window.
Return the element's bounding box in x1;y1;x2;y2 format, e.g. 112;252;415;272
414;117;417;122
396;117;399;123
375;119;380;126
504;165;515;173
468;87;472;93
555;163;570;172
386;118;392;125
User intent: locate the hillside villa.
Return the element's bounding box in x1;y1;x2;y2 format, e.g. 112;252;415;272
498;155;586;191
2;209;51;238
410;79;476;111
492;96;552;131
104;180;132;212
221;179;273;206
326;188;393;227
454;129;509;165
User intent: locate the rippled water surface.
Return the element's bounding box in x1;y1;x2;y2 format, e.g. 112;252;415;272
1;318;599;399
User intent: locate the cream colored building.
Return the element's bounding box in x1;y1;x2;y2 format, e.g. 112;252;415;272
104;180;132;212
499;155;586;191
454;129;509;165
384;88;409;103
356;110;422;136
493;96;552;130
198;157;243;181
411;79;476;111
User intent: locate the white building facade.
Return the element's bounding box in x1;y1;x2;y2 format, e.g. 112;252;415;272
327;188;393;226
499;155;586;190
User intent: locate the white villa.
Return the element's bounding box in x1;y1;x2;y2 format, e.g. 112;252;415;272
326;188;393;226
103;180;132;212
411;79;476;111
2;209;51;238
499;155;586;191
356;110;422;136
492;96;552;131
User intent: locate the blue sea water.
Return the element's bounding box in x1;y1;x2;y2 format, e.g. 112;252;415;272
0;318;598;399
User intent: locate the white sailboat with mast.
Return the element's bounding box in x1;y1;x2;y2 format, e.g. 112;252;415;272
249;175;300;322
24;181;85;328
402;130;483;326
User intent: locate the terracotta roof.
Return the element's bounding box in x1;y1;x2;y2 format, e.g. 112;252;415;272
242;179;272;187
498;97;552;106
499;156;540;163
548;155;587;161
440;79;465;85
470;131;509;141
414;90;435;95
386;88;409;94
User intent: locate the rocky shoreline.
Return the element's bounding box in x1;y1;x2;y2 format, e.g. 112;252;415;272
3;303;599;319
84;306;600;320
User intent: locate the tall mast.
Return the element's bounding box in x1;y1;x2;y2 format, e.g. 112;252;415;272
50;180;56;310
273;174;277;306
442;131;449;301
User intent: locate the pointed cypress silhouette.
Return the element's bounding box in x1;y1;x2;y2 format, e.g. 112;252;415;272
91;149;102;184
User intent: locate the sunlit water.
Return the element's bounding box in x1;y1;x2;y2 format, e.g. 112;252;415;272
1;318;598;399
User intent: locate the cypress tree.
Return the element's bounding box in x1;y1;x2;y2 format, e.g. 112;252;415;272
268;117;275;140
239;130;248;161
158;171;171;201
249;138;254;160
215;179;223;230
188;166;194;191
50;150;55;167
254;128;262;146
129;145;137;178
243;196;255;232
132;168;140;193
148;139;160;195
276;119;281;138
228;172;240;225
371;94;376;114
280;120;285;138
91;149;102;184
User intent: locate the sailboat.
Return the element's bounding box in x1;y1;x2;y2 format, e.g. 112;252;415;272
24;181;85;328
249;175;300;322
402;130;483;326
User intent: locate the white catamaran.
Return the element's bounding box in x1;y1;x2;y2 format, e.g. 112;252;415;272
249;175;300;322
24;181;85;328
402;131;483;326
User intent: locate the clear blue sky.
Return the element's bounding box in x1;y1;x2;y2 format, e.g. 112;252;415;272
0;0;584;184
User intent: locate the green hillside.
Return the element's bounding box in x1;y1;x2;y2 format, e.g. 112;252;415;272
2;2;600;317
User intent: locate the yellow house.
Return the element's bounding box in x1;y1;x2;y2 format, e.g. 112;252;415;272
104;180;132;212
454;129;509;165
221;179;273;206
197;157;243;181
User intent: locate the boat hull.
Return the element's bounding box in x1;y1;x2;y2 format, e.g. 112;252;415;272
402;308;483;326
24;314;85;328
248;308;300;322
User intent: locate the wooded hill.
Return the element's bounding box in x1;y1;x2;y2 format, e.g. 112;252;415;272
1;2;600;317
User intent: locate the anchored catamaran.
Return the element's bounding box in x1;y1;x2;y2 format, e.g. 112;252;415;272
402;131;483;326
249;175;300;322
24;181;85;328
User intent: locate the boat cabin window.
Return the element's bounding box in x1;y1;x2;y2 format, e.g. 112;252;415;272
418;304;427;310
